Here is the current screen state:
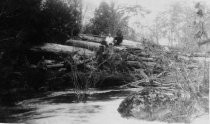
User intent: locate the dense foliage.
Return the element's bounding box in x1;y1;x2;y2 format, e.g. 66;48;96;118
0;0;82;51
83;1;148;40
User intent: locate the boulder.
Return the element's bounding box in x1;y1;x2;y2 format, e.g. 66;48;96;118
118;87;178;121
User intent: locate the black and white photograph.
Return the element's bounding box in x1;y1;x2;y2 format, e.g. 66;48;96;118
0;0;209;124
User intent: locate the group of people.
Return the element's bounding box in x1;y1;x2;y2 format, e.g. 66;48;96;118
101;30;123;47
96;30;124;68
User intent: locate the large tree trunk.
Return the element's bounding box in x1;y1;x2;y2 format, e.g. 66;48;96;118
66;39;100;51
28;43;94;64
79;34;103;43
78;34;143;49
31;43;94;56
66;39;143;51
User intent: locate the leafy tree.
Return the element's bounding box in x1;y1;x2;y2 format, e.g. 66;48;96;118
150;1;210;53
0;0;82;52
84;1;148;40
88;2;112;35
0;0;43;49
41;0;82;43
0;0;83;74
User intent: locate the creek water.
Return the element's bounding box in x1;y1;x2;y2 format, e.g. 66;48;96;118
0;88;209;124
0;88;138;124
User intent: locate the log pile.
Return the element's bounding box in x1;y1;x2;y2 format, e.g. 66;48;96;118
78;34;144;49
66;39;143;51
30;34;144;57
28;35;166;89
30;38;158;73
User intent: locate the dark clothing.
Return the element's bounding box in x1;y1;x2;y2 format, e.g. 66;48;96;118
114;30;123;46
101;40;108;47
114;36;123;46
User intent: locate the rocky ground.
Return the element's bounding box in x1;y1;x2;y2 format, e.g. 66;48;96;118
117;44;209;123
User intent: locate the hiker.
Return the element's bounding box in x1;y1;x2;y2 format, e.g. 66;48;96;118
114;30;123;46
105;33;114;45
101;37;108;47
101;33;114;47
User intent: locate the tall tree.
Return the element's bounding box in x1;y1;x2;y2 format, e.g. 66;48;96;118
90;2;112;35
84;1;148;40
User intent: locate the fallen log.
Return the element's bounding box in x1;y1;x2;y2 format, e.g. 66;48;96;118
127;61;144;69
136;52;150;57
144;62;157;67
127;54;151;61
140;57;154;62
79;34;103;43
121;39;143;49
75;34;144;49
67;39;144;50
66;39;128;51
47;63;64;69
31;43;94;56
66;39;100;51
46;57;94;69
198;39;210;46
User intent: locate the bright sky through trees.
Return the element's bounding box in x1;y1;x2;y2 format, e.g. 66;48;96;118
83;0;210;45
83;0;210;25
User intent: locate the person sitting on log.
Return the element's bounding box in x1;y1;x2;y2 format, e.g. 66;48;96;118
105;33;114;45
101;37;108;47
114;30;123;46
101;33;114;47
